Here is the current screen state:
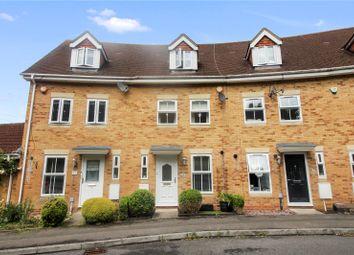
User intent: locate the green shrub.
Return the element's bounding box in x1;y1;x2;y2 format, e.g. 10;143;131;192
118;196;129;221
81;198;117;224
41;197;68;227
2;202;22;223
128;190;155;217
179;189;202;214
231;194;245;208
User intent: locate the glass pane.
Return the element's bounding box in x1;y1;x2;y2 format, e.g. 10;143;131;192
193;174;202;191
88;101;95;122
280;109;290;120
183;51;192;68
142;156;147;166
98;101;106;122
42;176;52;194
248;155;268;173
265;47;275;62
113;167;119;179
245;110;255;121
192;101;208;111
290;108;301;120
55;158;65;173
317;153;322;163
194;157;201;171
167;113;176;123
114;156;118;166
86;160;100;182
77;48;85;65
202;173;212;192
141;167;148;178
45;158;56;173
318;164;325;176
201;156;210;171
351;154;354;162
159;101;175;111
85;49;94;66
191;112;209;123
159;113;176;124
162;164;172;181
244;99;254;109
249;173;270;192
254;110;264;121
61;100;71;122
53;176;64;194
51;100;60;122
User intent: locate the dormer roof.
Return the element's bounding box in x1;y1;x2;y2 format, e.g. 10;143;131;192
69;31;109;61
168;34;198;51
343;32;354;53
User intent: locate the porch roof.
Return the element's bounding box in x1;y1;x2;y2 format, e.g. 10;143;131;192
73;146;111;155
276;143;316;153
150;145;183;155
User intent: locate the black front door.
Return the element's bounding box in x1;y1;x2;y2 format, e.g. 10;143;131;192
284;154;310;203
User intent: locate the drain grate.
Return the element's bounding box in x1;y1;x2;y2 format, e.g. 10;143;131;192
83;247;107;254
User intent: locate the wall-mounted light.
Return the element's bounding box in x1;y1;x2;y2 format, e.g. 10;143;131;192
40;86;48;94
181;156;188;166
273;153;282;165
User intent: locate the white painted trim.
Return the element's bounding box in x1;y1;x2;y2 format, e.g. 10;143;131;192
246;153;272;195
141;154;148;179
40;155;68;197
278;95;303;123
70;32;102;49
315;151;327;179
190;154;213;194
190;99;211;125
22;65;354;84
283;153;313;207
250;29;282;48
86;99;108;125
349;151;354;177
243;97;266;124
157;100;178;126
112;155;120;180
48;98;73;125
168;35;198;51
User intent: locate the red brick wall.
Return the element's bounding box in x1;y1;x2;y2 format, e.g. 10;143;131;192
255;36;276;47
175;42;193;51
77;39;95;49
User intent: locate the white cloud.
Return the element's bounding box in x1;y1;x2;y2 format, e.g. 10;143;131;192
86;9;97;14
99;8;115;17
88;9;150;33
315;19;325;27
0;12;15;22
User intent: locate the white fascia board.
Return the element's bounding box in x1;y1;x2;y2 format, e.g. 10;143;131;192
21;65;354;85
168;35;198;51
69;32;103;50
250;29;283;48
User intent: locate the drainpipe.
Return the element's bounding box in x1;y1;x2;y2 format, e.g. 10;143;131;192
6;154;12;204
18;74;36;204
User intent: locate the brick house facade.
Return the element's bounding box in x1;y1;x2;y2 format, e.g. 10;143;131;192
15;27;354;212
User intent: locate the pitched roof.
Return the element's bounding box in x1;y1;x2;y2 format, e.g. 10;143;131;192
22;27;354;78
0;123;24;154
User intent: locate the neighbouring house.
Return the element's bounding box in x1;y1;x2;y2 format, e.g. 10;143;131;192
16;27;354;213
0;123;24;203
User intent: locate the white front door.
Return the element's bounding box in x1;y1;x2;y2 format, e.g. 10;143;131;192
156;155;178;206
79;156;105;206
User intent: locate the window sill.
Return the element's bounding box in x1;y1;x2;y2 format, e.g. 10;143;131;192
190;124;211;128
48;123;71;128
249;192;272;197
200;192;213;195
85;124;107;128
244;122;266;127
157;124;178;128
280;121;303;125
40;194;65;198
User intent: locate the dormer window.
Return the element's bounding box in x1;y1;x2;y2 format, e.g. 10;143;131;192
169;34;198;71
69;31;108;69
246;28;283;67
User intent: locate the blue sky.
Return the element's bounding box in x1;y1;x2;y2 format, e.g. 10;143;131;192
0;0;353;123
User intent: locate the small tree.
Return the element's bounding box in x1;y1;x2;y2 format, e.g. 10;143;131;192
0;152;19;183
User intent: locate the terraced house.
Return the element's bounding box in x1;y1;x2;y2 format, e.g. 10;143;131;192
15;27;354;213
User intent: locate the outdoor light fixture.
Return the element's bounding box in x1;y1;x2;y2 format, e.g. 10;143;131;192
273;153;282;165
181;156;188;166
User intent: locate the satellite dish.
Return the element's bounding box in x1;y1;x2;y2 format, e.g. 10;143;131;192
218;92;228;103
117;82;129;93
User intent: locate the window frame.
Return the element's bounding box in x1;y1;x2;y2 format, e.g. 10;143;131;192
49;98;73;125
191;154;213;194
76;47;95;67
190;99;211;125
243;97;266;124
157;100;178;125
86;99;108;125
40;155;68;197
246;153;272;194
141;154;148;179
278;95;303;123
315;152;327;178
112;155;120;180
349;151;354;178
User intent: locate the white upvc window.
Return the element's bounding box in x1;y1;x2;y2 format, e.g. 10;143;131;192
175;49;193;69
243;97;266;123
278;95;302;122
76;48;96;67
41;155;67;196
190;100;210;125
86;99;108;124
315;152;327;178
191;154;213;193
349;152;354;177
252;45;282;66
141;155;148;179
49;98;73;124
157;100;177;125
112;155;120;180
247;153;272;193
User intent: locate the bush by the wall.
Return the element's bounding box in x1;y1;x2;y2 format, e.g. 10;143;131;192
41;197;68;227
118;196;129;221
2;202;22;223
178;189;202;214
81;198;117;224
128;190;155;217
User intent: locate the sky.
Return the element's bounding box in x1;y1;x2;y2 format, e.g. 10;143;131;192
0;0;354;124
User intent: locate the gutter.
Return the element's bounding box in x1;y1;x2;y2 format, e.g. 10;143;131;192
21;65;354;85
18;74;36;204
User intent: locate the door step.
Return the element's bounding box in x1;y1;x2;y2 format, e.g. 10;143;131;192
289;208;323;215
154;207;178;219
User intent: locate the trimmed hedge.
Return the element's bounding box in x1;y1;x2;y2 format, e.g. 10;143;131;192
178;189;202;214
128;190;155;217
41;197;68;227
81;198;117;224
118;196;129;221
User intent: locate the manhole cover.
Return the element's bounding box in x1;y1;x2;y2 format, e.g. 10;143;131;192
83;247;107;254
